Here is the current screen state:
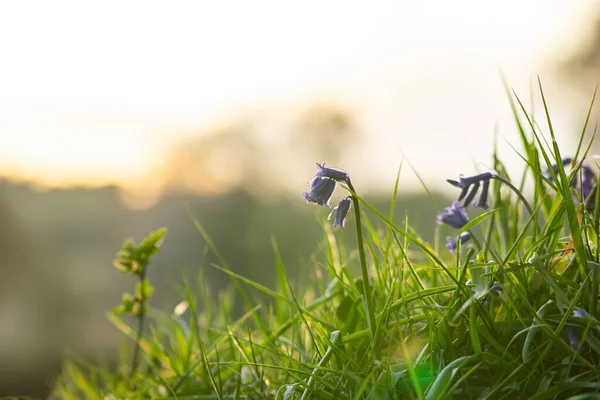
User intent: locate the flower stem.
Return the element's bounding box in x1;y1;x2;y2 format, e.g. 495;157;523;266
493;176;534;216
347;181;377;346
130;273;146;378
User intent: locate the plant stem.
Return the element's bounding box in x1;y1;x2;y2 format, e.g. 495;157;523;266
347;181;377;346
130;273;146;377
493;175;534;216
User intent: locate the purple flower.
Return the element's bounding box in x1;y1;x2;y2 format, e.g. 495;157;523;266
483;281;503;305
447;172;495;189
437;202;469;229
302;177;336;207
491;281;503;296
462;182;480;208
566;310;585;351
579;163;597;200
445;232;471;253
315;163;350;183
447;172;495;209
544;157;573;181
544;157;599;211
567;327;580;350
331;196;352;229
474;179;491;209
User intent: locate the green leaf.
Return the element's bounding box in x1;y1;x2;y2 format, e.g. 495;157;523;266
282;383;301;400
135;279;154;300
460;208;499;233
522;300;554;362
425;356;470;400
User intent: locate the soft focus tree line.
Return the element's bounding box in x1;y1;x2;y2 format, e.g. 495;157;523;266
0;102;444;397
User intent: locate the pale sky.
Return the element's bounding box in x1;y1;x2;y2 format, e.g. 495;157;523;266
0;1;595;202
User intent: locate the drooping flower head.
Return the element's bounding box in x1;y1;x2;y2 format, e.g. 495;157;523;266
445;231;471;253
474;179;491;209
579;162;597;201
302;177;336;207
545;157;598;208
491;281;503;296
483;281;504;305
566;309;586;351
331;196;352;229
447;172;495;189
544;157;573;181
315;163;350;184
302;163;351;210
447;171;495;210
436;201;469;229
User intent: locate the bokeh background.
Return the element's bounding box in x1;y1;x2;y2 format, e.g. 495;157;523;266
1;1;600;396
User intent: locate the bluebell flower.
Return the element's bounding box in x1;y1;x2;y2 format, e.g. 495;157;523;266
579;163;596;201
474;179;491;209
567;327;580;350
464;280;504;303
491;281;503;296
544;157;573;181
447;172;495;189
566;309;585;351
331;196;352;229
445;232;471;253
314;163;350;183
447;172;495;209
483;281;503;305
545;158;598;209
436;201;469;229
302;177;336;207
462;182;480;208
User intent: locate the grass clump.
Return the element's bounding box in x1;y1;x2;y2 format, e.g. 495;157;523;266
53;81;600;399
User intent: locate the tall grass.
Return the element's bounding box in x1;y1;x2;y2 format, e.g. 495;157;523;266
53;81;600;399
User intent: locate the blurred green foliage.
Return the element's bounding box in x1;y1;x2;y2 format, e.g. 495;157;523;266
0;179;450;396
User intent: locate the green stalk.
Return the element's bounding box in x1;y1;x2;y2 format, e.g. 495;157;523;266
130;271;146;378
493;175;534;216
347;181;377;346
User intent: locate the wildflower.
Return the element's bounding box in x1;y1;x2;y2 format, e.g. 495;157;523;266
447;172;494;209
566;310;585;351
445;232;471;253
331;196;352;229
302;177;336;207
461;182;480;208
543;157;595;198
484;281;504;305
579;163;597;201
447;172;495;189
567;327;580;350
474;179;491;209
545;158;598;208
436;202;469;229
438;202;472;253
491;281;503;296
544;157;573;181
314;163;350;183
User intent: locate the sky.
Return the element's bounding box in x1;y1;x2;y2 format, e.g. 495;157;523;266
0;1;595;204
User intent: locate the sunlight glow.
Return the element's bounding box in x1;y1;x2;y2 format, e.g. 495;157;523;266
0;0;593;203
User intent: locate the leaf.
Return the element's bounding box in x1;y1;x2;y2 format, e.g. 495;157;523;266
522;300;555;362
135;279;154;300
425;356;470;400
282;383;301;400
460;208;499;233
336;295;354;321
